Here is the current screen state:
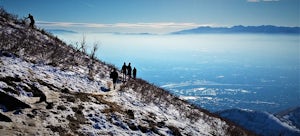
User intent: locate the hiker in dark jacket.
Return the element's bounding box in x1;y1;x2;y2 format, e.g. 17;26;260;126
110;68;118;89
133;67;137;79
121;62;127;82
127;63;132;79
27;14;35;28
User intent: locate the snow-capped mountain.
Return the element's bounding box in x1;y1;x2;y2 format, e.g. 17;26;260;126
217;109;300;136
0;8;253;136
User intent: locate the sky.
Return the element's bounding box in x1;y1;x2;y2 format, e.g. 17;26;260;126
0;0;299;33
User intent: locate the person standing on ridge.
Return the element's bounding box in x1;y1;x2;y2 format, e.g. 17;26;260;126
127;63;132;79
133;67;137;79
110;68;118;90
121;62;127;82
27;14;35;28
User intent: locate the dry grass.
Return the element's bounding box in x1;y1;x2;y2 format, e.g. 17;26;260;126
66;105;88;135
92;94;124;114
46;125;68;136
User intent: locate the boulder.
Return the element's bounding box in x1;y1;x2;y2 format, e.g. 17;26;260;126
0;91;31;112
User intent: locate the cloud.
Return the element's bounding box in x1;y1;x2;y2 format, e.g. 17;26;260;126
37;21;213;33
247;0;260;2
247;0;279;2
37;21;107;28
37;21;203;29
263;0;280;1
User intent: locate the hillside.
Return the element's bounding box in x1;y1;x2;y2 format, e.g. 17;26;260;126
0;8;254;135
218;109;300;136
172;25;300;34
276;107;300;131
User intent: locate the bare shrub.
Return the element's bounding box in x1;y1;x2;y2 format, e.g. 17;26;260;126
0;32;11;50
0;8;18;21
167;125;182;136
86;42;100;80
186;109;201;123
79;34;87;53
87;62;95;81
48;44;63;66
90;42;99;60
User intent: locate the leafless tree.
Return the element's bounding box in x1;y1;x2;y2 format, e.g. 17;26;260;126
79;34;87;54
90;42;99;60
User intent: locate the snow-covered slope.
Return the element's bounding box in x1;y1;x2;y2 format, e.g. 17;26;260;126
217;109;300;136
0;41;249;136
0;8;253;135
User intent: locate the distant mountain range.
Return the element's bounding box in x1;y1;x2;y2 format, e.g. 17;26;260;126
172;25;300;34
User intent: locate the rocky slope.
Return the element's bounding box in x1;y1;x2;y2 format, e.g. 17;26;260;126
0;8;254;136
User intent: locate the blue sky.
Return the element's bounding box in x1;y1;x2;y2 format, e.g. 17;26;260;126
1;0;299;33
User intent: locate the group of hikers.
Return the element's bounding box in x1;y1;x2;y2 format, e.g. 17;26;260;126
110;62;137;89
121;62;137;81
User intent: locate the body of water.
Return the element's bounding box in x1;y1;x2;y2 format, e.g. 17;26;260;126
57;33;300;113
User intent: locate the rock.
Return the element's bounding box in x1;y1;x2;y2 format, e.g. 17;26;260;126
88;114;93;117
157;121;165;128
0;112;12;122
57;105;67;111
61;88;70;94
127;122;138;131
2;51;15;57
31;109;38;115
28;122;35;127
13;109;23;115
65;96;76;103
46;125;67;135
0;76;22;83
27;114;35;118
30;86;47;103
46;102;54;109
138;125;149;133
126;110;134;119
2;87;19;95
167;126;182;136
100;87;110;92
93;123;101;129
0;91;31;112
